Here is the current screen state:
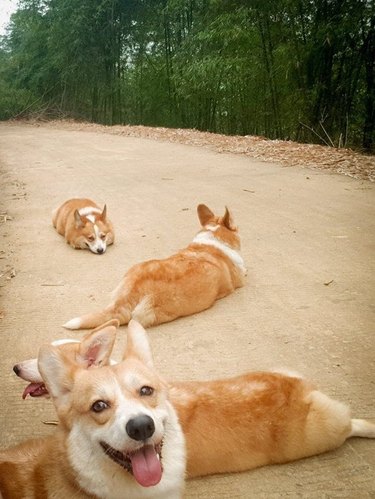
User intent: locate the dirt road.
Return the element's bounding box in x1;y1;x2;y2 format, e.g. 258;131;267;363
0;122;374;498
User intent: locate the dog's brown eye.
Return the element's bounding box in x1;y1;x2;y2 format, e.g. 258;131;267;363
87;235;95;242
139;386;154;396
100;233;106;240
91;400;110;412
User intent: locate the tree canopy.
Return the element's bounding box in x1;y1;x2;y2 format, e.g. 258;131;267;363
0;0;374;151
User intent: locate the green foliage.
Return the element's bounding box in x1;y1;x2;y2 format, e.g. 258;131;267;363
0;0;374;150
0;79;37;120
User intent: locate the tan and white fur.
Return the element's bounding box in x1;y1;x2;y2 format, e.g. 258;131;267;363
12;322;375;480
1;321;185;498
63;204;245;330
52;198;114;254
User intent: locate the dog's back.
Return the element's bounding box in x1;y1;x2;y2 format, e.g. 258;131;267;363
170;371;375;478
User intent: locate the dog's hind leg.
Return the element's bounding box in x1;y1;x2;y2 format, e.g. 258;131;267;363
350;419;375;438
131;296;156;328
63;303;132;330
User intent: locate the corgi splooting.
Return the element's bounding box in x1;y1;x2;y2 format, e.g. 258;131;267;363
2;321;185;499
63;204;246;330
13;321;375;479
52;198;114;254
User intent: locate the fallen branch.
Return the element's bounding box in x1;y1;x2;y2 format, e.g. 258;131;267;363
299;122;330;147
319;121;335;147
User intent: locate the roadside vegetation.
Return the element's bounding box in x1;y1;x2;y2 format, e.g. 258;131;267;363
0;0;374;152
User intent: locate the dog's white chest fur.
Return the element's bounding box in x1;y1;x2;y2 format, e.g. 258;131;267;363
192;230;246;275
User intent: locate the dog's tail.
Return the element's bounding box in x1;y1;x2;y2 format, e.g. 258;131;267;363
349;419;375;439
63;304;131;330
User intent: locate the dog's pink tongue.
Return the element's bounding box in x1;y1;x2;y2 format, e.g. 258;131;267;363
22;382;47;399
129;445;162;487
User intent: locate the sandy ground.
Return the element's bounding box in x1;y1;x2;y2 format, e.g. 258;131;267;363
16;119;375;181
0;122;374;498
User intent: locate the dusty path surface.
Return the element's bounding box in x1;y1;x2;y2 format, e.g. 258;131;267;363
0;122;374;497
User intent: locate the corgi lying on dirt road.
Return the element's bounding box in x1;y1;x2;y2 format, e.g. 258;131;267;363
52;198;114;254
12;321;375;480
63;204;246;330
1;320;185;499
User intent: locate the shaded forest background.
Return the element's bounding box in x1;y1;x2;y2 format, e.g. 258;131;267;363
0;0;374;152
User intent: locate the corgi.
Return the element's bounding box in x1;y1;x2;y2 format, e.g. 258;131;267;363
52;198;114;254
63;204;246;330
1;320;185;499
12;321;375;479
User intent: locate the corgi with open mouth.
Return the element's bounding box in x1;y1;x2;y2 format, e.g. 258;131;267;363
1;320;185;498
11;321;375;481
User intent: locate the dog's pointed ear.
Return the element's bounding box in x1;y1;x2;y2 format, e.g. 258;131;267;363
101;204;107;221
124;320;154;368
38;345;73;399
74;209;84;228
77;320;118;368
197;204;215;227
222;206;237;231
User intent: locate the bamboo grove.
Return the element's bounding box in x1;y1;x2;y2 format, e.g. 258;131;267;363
0;0;374;151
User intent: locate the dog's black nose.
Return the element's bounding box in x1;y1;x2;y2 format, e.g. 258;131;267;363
126;415;155;441
13;365;20;376
97;247;104;254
